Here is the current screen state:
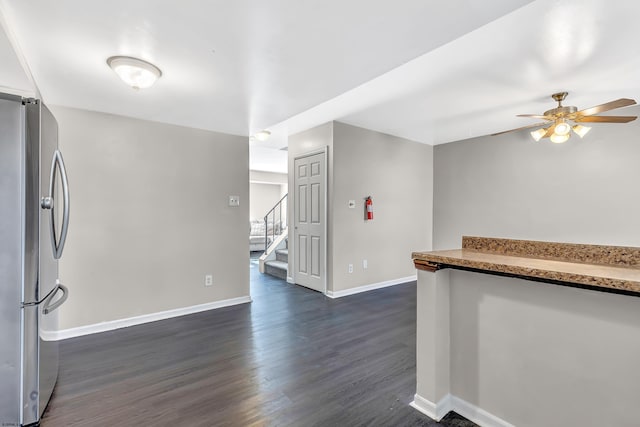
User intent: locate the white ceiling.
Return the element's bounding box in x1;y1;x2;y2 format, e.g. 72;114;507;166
3;1;639;173
0;12;36;97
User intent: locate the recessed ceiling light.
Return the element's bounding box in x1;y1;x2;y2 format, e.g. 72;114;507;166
254;130;271;141
107;56;162;90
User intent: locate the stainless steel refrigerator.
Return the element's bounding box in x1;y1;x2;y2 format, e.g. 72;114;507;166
0;93;70;427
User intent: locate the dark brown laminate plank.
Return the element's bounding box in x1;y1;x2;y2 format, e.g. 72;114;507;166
41;260;475;427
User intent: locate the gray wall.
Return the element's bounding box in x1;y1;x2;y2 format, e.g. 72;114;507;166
434;105;640;249
449;270;640;427
52;106;249;330
432;106;640;425
332;122;432;291
288;121;432;292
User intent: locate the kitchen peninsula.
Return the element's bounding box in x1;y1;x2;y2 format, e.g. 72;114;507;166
411;237;640;427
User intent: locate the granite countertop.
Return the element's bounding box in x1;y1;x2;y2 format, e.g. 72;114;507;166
412;237;640;295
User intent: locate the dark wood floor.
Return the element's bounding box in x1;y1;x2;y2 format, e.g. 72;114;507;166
42;259;475;426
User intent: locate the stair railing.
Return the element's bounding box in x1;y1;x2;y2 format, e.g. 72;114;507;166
264;193;287;252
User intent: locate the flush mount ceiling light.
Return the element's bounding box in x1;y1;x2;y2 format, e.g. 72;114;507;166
107;56;162;90
493;92;637;143
254;130;271;141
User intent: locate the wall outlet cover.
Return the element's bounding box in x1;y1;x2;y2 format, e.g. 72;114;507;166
348;264;353;273
205;274;213;286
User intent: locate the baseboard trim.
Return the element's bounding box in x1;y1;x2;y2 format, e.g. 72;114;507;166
326;275;416;299
450;395;515;427
410;394;452;421
411;393;513;427
51;296;252;341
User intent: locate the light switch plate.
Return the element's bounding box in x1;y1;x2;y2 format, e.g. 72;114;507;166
228;195;240;207
348;200;355;209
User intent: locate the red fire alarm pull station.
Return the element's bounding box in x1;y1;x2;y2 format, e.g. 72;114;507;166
365;196;373;220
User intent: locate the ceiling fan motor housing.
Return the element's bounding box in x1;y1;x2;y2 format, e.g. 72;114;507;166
544;105;577;118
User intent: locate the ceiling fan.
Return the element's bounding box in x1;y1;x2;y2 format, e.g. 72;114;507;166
492;92;637;143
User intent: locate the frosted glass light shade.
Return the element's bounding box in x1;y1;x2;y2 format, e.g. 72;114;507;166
107;56;162;89
554;120;571;135
530;128;547;141
572;124;592;138
255;130;271;141
550;132;570;143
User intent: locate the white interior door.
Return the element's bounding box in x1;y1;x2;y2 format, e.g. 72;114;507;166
293;151;325;292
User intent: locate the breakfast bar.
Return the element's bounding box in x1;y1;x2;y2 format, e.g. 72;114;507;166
410;237;640;426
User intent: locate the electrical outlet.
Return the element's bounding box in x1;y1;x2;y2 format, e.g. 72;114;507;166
348;200;356;209
363;259;368;269
228;195;240;207
205;274;213;287
348;264;353;273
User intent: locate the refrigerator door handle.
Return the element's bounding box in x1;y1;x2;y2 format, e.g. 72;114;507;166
41;150;70;259
43;283;68;315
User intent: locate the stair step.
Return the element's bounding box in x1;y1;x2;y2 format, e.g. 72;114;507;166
265;260;288;280
265;260;288;270
275;249;288;262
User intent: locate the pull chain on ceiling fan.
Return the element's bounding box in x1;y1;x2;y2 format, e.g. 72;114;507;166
492;92;637;143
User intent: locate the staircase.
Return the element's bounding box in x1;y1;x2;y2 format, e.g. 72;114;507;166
264;241;288;280
259;193;289;281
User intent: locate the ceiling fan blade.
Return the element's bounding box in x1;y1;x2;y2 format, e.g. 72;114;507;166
491;122;549;136
542;125;555;138
516;114;554;120
574;115;637;123
575;98;637;117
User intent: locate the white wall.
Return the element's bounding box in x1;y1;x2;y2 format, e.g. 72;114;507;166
249;170;287;185
52;106;249;330
250;182;283;221
288;121;432;292
434;105;640;249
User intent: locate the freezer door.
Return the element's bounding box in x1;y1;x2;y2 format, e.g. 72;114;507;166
21;304;39;426
39;283;67;419
21;283;68;426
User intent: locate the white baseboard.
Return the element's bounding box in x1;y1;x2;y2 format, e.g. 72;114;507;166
410;394;452;421
411;393;513;427
326;275;416;299
450;395;515;427
51;296;252;341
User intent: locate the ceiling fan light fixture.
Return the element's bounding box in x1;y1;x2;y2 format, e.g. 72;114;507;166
572;124;592;138
530;128;547;142
550;132;570;144
107;56;162;89
554;119;571;136
254;130;271;141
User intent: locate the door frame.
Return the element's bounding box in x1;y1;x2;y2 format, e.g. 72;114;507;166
291;147;328;295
